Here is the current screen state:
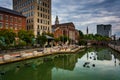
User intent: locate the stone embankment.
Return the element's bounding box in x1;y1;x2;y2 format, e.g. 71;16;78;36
108;44;120;53
0;45;85;65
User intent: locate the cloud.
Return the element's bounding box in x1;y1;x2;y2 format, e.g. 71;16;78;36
0;0;120;36
0;0;12;9
52;0;120;36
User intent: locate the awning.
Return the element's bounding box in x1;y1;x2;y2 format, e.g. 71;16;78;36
45;35;54;40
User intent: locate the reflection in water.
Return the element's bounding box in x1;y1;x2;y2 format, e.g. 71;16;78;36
0;53;84;80
0;47;120;80
96;49;112;60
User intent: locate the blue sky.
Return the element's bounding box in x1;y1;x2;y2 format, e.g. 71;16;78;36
0;0;120;36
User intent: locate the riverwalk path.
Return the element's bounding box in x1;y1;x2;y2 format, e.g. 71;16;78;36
108;44;120;53
0;45;85;65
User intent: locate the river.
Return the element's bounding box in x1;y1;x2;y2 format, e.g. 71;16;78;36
0;47;120;80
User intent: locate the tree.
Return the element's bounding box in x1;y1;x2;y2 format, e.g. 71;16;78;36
36;35;47;47
78;40;87;45
59;36;69;43
78;30;84;39
54;38;60;43
0;29;16;50
94;34;111;41
0;29;16;45
18;30;34;46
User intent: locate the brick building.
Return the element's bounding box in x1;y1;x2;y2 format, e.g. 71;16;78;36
52;16;79;43
0;7;26;33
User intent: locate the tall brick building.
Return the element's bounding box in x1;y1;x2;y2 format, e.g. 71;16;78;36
13;0;52;36
52;16;79;43
0;7;26;33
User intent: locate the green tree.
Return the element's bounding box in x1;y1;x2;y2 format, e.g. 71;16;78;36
0;29;16;50
0;29;16;45
59;36;69;43
18;30;34;46
36;35;47;47
54;38;60;43
94;34;111;41
78;40;87;45
78;30;84;39
17;40;27;48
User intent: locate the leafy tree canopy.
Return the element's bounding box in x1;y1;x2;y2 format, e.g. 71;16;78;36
0;29;16;45
18;30;34;45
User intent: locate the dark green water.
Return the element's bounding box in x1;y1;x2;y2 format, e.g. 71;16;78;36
0;47;120;80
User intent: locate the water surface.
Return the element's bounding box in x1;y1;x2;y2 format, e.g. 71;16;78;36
0;47;120;80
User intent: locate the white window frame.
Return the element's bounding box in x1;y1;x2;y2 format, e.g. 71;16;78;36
0;14;3;20
0;22;3;28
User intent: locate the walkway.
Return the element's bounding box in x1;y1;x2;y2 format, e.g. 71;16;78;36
108;44;120;53
0;45;85;65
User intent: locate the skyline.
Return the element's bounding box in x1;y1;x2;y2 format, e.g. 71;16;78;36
0;0;120;37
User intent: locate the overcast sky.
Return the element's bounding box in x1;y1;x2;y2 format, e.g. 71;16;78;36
0;0;120;36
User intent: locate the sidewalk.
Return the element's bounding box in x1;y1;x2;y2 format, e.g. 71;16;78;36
0;45;85;65
108;44;120;53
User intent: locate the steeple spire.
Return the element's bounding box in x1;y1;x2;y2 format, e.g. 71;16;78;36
55;15;59;25
87;26;89;35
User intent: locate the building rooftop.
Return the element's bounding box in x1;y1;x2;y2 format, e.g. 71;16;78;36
0;6;26;17
97;24;112;26
52;22;75;29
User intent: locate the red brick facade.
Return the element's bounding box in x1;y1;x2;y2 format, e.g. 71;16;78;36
0;7;26;33
52;22;79;43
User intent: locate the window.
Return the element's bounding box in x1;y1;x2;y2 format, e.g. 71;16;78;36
0;14;3;20
41;19;42;23
48;27;49;31
18;18;22;23
37;0;42;4
37;19;39;23
10;24;13;29
31;12;34;16
31;6;34;9
31;25;33;29
48;10;49;14
31;18;33;22
26;26;28;30
19;25;22;30
5;23;8;29
10;16;13;22
41;13;42;17
37;6;39;10
48;21;49;25
14;24;17;30
38;12;39;16
48;16;49;19
41;26;43;30
37;32;40;35
14;17;17;23
0;22;3;28
38;25;39;29
5;15;8;21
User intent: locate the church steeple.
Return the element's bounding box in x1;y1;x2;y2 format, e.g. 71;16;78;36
87;26;89;35
55;15;59;25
